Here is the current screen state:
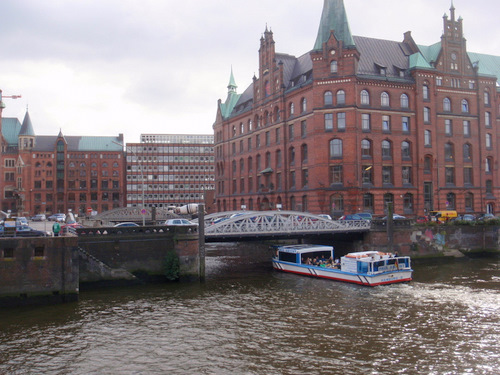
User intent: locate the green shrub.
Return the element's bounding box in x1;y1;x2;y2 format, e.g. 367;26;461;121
163;251;180;281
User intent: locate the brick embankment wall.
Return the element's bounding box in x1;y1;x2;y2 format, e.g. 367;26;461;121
0;237;79;307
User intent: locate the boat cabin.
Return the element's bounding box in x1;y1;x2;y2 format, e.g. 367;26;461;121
341;251;411;274
274;244;333;264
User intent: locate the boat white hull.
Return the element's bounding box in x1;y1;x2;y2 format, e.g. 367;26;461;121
272;260;412;286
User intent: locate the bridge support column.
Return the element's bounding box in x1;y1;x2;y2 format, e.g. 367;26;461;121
198;204;206;282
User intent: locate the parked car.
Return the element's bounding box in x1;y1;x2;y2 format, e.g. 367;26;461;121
47;213;66;222
477;213;496;221
114;222;140;227
165;219;197;226
416;216;429;224
357;213;373;221
339;214;363;220
318;214;332;220
462;214;476;221
31;214;46;221
382;214;406;220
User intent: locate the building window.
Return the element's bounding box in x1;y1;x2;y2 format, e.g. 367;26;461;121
301;98;307;113
424;155;432;174
289;102;295;117
463;144;472;162
361;139;372;158
276;128;281;144
486;133;492;149
288;124;294;140
381;92;390;107
484;90;490;106
360;90;370;105
330;194;344;214
485;112;491;128
464;167;473;185
265;131;271;146
289;147;295;166
290;171;296;189
301;144;308;164
403;193;414;214
330;165;343;185
465;192;474;211
424;130;432;147
337;90;346;105
362;165;373;184
424;107;431;123
446;193;456;209
381;140;392;159
445;119;453;136
402;167;412;185
463;121;471;137
302;169;309;188
485;157;493;174
461;99;469;113
445;167;455;185
486;180;493;195
382;166;393;185
329;139;343;159
401;141;411;160
402;116;410;133
443;98;451;112
382;115;391;133
423;84;430;100
383;194;394;214
362;114;371;132
325;113;333;131
337;113;346;131
276;150;282;168
400;94;409;109
444;143;454;161
436;76;443;86
363;193;374;213
324;91;333;106
330;60;338;74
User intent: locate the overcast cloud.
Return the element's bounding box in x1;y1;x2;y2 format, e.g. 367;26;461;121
0;0;498;143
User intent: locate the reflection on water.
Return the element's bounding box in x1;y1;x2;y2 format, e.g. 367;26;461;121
1;243;499;374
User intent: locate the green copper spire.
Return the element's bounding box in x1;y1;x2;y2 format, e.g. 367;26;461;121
228;66;237;93
313;0;355;50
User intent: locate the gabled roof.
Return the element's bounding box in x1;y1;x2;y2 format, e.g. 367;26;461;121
409;52;433;70
467;51;500;80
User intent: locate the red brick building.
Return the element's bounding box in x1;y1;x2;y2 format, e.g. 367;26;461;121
0;97;125;217
213;0;500;218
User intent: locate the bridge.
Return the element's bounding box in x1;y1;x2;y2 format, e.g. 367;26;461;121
196;210;371;242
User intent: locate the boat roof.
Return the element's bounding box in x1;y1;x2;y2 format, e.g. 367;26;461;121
344;251;392;259
277;244;333;254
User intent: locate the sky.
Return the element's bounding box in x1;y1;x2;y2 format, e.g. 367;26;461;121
0;0;498;144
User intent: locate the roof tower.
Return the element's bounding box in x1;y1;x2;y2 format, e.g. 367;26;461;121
313;0;355;50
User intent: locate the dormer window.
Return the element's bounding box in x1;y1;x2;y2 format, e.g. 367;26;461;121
375;62;387;76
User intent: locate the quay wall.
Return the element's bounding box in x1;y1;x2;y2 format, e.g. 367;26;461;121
359;223;500;257
76;225;200;283
0;237;79;307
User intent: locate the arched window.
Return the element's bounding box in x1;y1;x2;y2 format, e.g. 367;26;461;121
360;90;370;105
289;102;295;117
444;142;454;161
486;133;492;149
289;147;295;165
443;98;451;112
248;156;253;172
382;140;392;159
403;193;414;214
265;80;270;97
329;139;343;158
423;84;430;100
381;92;390;107
301;98;307;113
102;162;108;168
363;193;374;213
461;99;469;113
463;144;472;161
274;107;280;122
301;144;308;164
446;193;456;209
337;90;346;105
361;139;372;158
465;192;474;211
400;94;409;108
232;160;236;174
401;141;411;159
265;152;271;168
485;157;493;173
424;130;431;146
275;149;282;168
424;155;432;173
324;91;333;106
330;60;338;74
424;107;431;122
484;90;490;105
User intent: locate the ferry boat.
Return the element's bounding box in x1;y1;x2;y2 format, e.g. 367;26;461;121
272;244;412;286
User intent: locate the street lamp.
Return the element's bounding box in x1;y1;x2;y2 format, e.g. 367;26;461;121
113;141;145;226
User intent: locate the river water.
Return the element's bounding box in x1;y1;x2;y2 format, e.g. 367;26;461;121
1;242;499;375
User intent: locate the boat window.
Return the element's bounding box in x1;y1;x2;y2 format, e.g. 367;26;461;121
387;259;397;265
279;252;298;263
